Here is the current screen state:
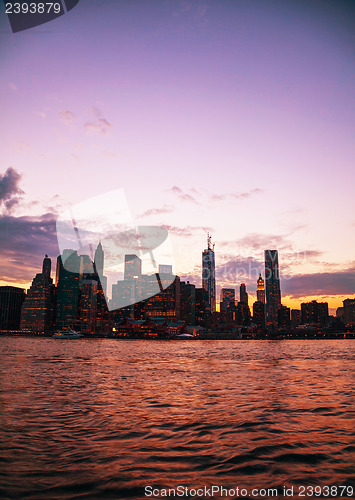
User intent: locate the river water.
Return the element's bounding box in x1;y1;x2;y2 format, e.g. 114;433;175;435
0;338;354;499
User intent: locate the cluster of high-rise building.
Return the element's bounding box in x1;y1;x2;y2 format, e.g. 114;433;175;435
0;235;354;334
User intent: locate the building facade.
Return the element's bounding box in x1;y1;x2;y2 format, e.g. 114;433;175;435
20;256;55;332
202;234;216;314
256;274;265;304
264;250;281;325
0;286;26;330
239;283;248;305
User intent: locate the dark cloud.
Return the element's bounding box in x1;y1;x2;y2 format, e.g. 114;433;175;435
213;256;355;301
0;167;24;213
282;267;355;299
0;213;59;282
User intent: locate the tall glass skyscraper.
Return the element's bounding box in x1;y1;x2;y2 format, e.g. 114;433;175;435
264;250;281;324
202;234;216;314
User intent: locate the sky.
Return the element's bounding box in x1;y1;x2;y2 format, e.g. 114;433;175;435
0;0;354;314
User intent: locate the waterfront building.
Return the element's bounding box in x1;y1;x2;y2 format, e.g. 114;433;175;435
20;256;55;332
256;274;265;304
291;309;301;327
239;283;248;305
301;300;329;326
220;288;235;312
278;305;291;328
180;281;196;325
80;279;98;332
264;250;281;325
202;234;216;314
0;286;26;330
343;298;355;325
253;301;265;328
144;275;180;320
336;307;344;320
55;250;81;329
236;301;250;326
195;288;208;326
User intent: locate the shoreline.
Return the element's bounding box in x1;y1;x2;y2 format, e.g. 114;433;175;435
1;331;354;340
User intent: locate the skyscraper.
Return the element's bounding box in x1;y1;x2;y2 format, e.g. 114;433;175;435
42;254;51;277
202;233;216;314
256;274;265;304
94;242;104;274
55;250;81;329
264;250;281;325
0;286;26;330
20;256;55;332
124;254;142;280
180;281;196;325
80;279;98;332
220;288;235;312
159;264;173;275
239;283;248;305
253;301;265;329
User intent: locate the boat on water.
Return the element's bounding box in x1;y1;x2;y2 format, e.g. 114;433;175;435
53;329;83;339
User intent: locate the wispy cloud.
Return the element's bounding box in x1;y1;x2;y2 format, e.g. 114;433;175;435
15;142;32;153
167;185;262;205
210;188;263;202
59;109;76;123
168;185;199;204
161;224;212;237
137;205;175;218
84;118;113;135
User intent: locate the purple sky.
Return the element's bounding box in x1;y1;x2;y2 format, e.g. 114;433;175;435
0;0;354;312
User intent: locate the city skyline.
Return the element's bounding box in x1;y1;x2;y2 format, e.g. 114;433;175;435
0;1;354;315
5;243;355;321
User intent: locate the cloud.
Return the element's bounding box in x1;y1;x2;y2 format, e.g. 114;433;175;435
168;185;199;204
137;205;174;218
0;167;24;213
59;110;76;123
161;224;213;237
282;267;355;299
16;142;32;153
0;212;59;283
168;186;262;205
210;188;263;202
84;118;113;135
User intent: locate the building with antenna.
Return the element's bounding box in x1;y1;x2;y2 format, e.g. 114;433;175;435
202;233;216;315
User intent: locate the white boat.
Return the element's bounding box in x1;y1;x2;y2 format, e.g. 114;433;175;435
176;333;195;339
53;329;83;339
